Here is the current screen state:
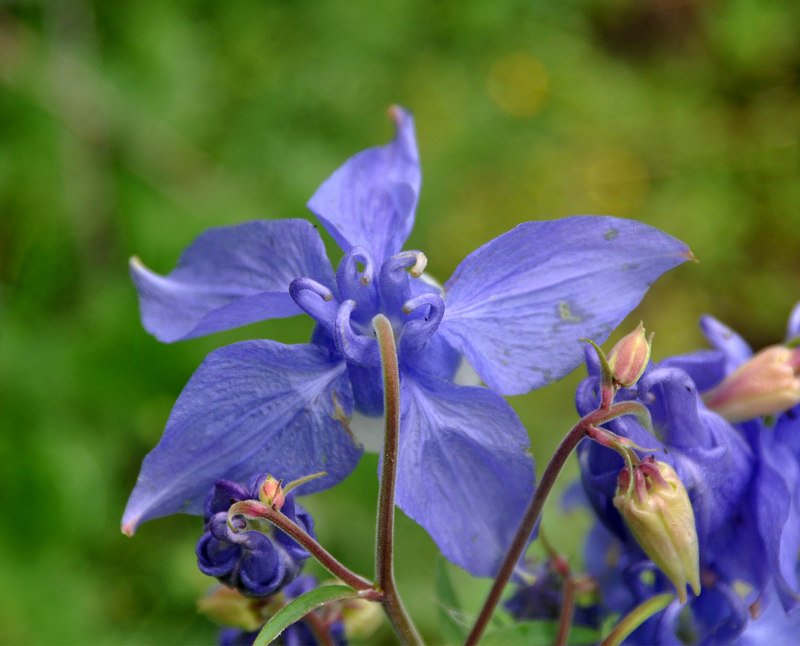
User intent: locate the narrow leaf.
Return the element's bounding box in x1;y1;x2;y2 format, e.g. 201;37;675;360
253;585;361;646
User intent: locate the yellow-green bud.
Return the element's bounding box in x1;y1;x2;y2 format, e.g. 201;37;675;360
339;596;383;640
197;585;274;631
613;457;700;603
704;346;800;423
608;322;653;388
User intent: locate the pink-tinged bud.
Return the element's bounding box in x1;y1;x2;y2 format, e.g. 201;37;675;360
607;322;653;388
258;475;286;509
613;457;700;603
704;345;800;423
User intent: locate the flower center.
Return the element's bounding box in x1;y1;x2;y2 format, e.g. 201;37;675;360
289;249;446;366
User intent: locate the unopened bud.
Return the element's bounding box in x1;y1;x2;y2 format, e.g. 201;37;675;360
608;322;653;388
340;595;383;640
613;457;700;603
258;475;285;509
197;586;274;631
704;346;800;422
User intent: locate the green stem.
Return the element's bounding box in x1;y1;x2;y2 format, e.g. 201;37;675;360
599;593;675;646
464;405;614;646
373;314;424;646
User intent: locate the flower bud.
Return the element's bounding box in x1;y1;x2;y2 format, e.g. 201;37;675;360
340;595;383;640
197;586;274;631
607;322;653;388
258;475;286;510
704;345;800;422
613;457;700;603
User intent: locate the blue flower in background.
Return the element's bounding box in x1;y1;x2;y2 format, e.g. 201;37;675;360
122;106;690;575
576;301;800;643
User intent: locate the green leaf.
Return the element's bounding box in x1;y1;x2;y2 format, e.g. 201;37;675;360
435;556;467;645
482;620;600;646
253;584;360;646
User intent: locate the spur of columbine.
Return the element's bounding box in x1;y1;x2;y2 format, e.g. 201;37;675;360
122;106;690;575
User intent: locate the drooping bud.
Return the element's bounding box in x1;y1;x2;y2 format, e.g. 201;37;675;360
613;457;700;603
339;594;383;640
197;585;276;631
607;322;653;388
704;345;800;422
258;475;286;510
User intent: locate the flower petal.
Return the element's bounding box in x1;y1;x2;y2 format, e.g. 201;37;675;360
699;314;753;372
395;372;535;576
131;220;335;342
121;341;361;534
439;216;691;395
307;106;420;263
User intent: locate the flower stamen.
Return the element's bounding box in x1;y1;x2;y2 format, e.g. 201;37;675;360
289;277;338;333
334;299;380;366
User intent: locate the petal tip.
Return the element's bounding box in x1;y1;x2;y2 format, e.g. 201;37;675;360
121;520;137;537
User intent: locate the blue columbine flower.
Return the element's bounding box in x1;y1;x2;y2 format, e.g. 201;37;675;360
121;106;690;575
576;303;800;643
196;474;314;597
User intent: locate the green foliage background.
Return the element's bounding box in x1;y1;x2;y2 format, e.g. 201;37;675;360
1;1;798;643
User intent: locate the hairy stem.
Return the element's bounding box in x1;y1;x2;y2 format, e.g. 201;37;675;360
373;314;423;646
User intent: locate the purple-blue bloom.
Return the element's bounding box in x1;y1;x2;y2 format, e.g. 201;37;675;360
196;474;314;597
122;106;690;575
576;302;800;643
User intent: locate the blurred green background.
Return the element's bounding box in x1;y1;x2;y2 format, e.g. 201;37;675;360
1;0;799;643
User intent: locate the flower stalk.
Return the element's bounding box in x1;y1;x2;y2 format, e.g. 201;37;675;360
373;314;423;646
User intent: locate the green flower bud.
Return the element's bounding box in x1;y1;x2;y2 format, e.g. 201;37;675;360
613;457;700;603
704;345;800;423
608;321;653;388
197;585;275;631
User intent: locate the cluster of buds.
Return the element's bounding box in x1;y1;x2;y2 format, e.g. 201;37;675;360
704;345;800;422
613;457;700;603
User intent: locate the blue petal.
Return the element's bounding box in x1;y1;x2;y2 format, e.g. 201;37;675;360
787;301;800;341
122;341;362;534
439;216;691;395
394;372;535;576
659;350;727;393
131;220;335;342
699;314;753;372
307;106;420;264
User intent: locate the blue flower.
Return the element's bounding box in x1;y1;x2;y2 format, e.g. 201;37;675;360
576;302;800;642
196;474;314;597
122;106;690;575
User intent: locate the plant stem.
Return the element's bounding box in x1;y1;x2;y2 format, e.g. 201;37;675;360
229;500;379;598
464;406;613;646
373;314;424;646
555;576;575;646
